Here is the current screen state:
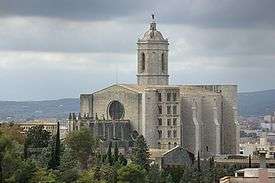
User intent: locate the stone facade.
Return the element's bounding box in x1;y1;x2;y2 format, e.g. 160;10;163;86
69;17;239;158
137;19;169;85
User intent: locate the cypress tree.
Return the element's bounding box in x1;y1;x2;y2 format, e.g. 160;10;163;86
107;141;113;166
48;121;61;169
114;142;119;162
249;155;252;168
197;151;201;172
209;156;214;169
209;157;215;182
23;141;28;159
55;121;61;167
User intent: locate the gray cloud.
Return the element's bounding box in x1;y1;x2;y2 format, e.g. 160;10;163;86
1;0;275;28
0;0;151;21
0;17;143;53
0;0;275;100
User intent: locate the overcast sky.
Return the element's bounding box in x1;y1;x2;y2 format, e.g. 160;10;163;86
0;0;275;101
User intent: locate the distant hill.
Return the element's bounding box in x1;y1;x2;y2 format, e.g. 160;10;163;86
1;89;275;120
238;89;275;117
0;98;79;121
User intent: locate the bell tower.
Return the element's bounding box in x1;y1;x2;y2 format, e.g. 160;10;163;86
137;15;169;85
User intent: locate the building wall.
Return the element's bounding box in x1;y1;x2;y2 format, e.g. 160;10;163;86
142;89;158;148
155;88;181;150
137;41;169;85
219;85;239;154
201;94;222;157
92;85;142;133
191;85;239;155
181;94;203;156
80;94;93;116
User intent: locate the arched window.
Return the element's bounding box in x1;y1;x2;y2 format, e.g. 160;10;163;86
158;118;162;126
161;53;165;72
168;142;171;149
174;142;177;147
141;53;145;72
158;130;162;139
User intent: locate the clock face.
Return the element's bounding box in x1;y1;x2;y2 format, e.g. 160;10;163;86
108;101;124;120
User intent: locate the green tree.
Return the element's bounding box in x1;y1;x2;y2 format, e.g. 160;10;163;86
60;168;79;183
117;163;146;183
0;133;37;183
30;168;57;183
13;159;37;183
0;134;12;183
130;135;150;170
77;169;94;183
165;174;173;183
249;155;252;168
23;141;28;159
0;123;25;144
107;142;113;166
33;146;52;168
26;125;51;148
101;165;117;183
59;146;80;183
65;127;97;169
114;142;119;163
147;164;161;183
118;153;127;166
48;121;61;170
197;151;201;172
60;146;79;171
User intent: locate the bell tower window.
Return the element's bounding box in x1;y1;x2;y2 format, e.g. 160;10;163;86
161;53;165;72
141;52;145;72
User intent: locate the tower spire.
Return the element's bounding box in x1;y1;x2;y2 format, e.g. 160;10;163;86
150;14;156;30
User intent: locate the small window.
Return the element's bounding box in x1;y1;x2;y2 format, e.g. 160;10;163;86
167;118;171;126
168;142;171;149
158;130;162;139
158;106;162;115
167;93;171;101
158;142;161;149
174;142;177;147
173;130;177;138
167;106;171;114
141;53;145;71
158;118;162;126
173;106;177;115
158;93;162;102
173;93;177;101
167;130;171;138
173;118;177;126
161;53;165;72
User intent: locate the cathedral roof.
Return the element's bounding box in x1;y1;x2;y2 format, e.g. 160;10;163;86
120;84;180;93
179;85;221;96
90;84;222;96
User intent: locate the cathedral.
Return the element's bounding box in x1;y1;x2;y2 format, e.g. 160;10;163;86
68;17;240;158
